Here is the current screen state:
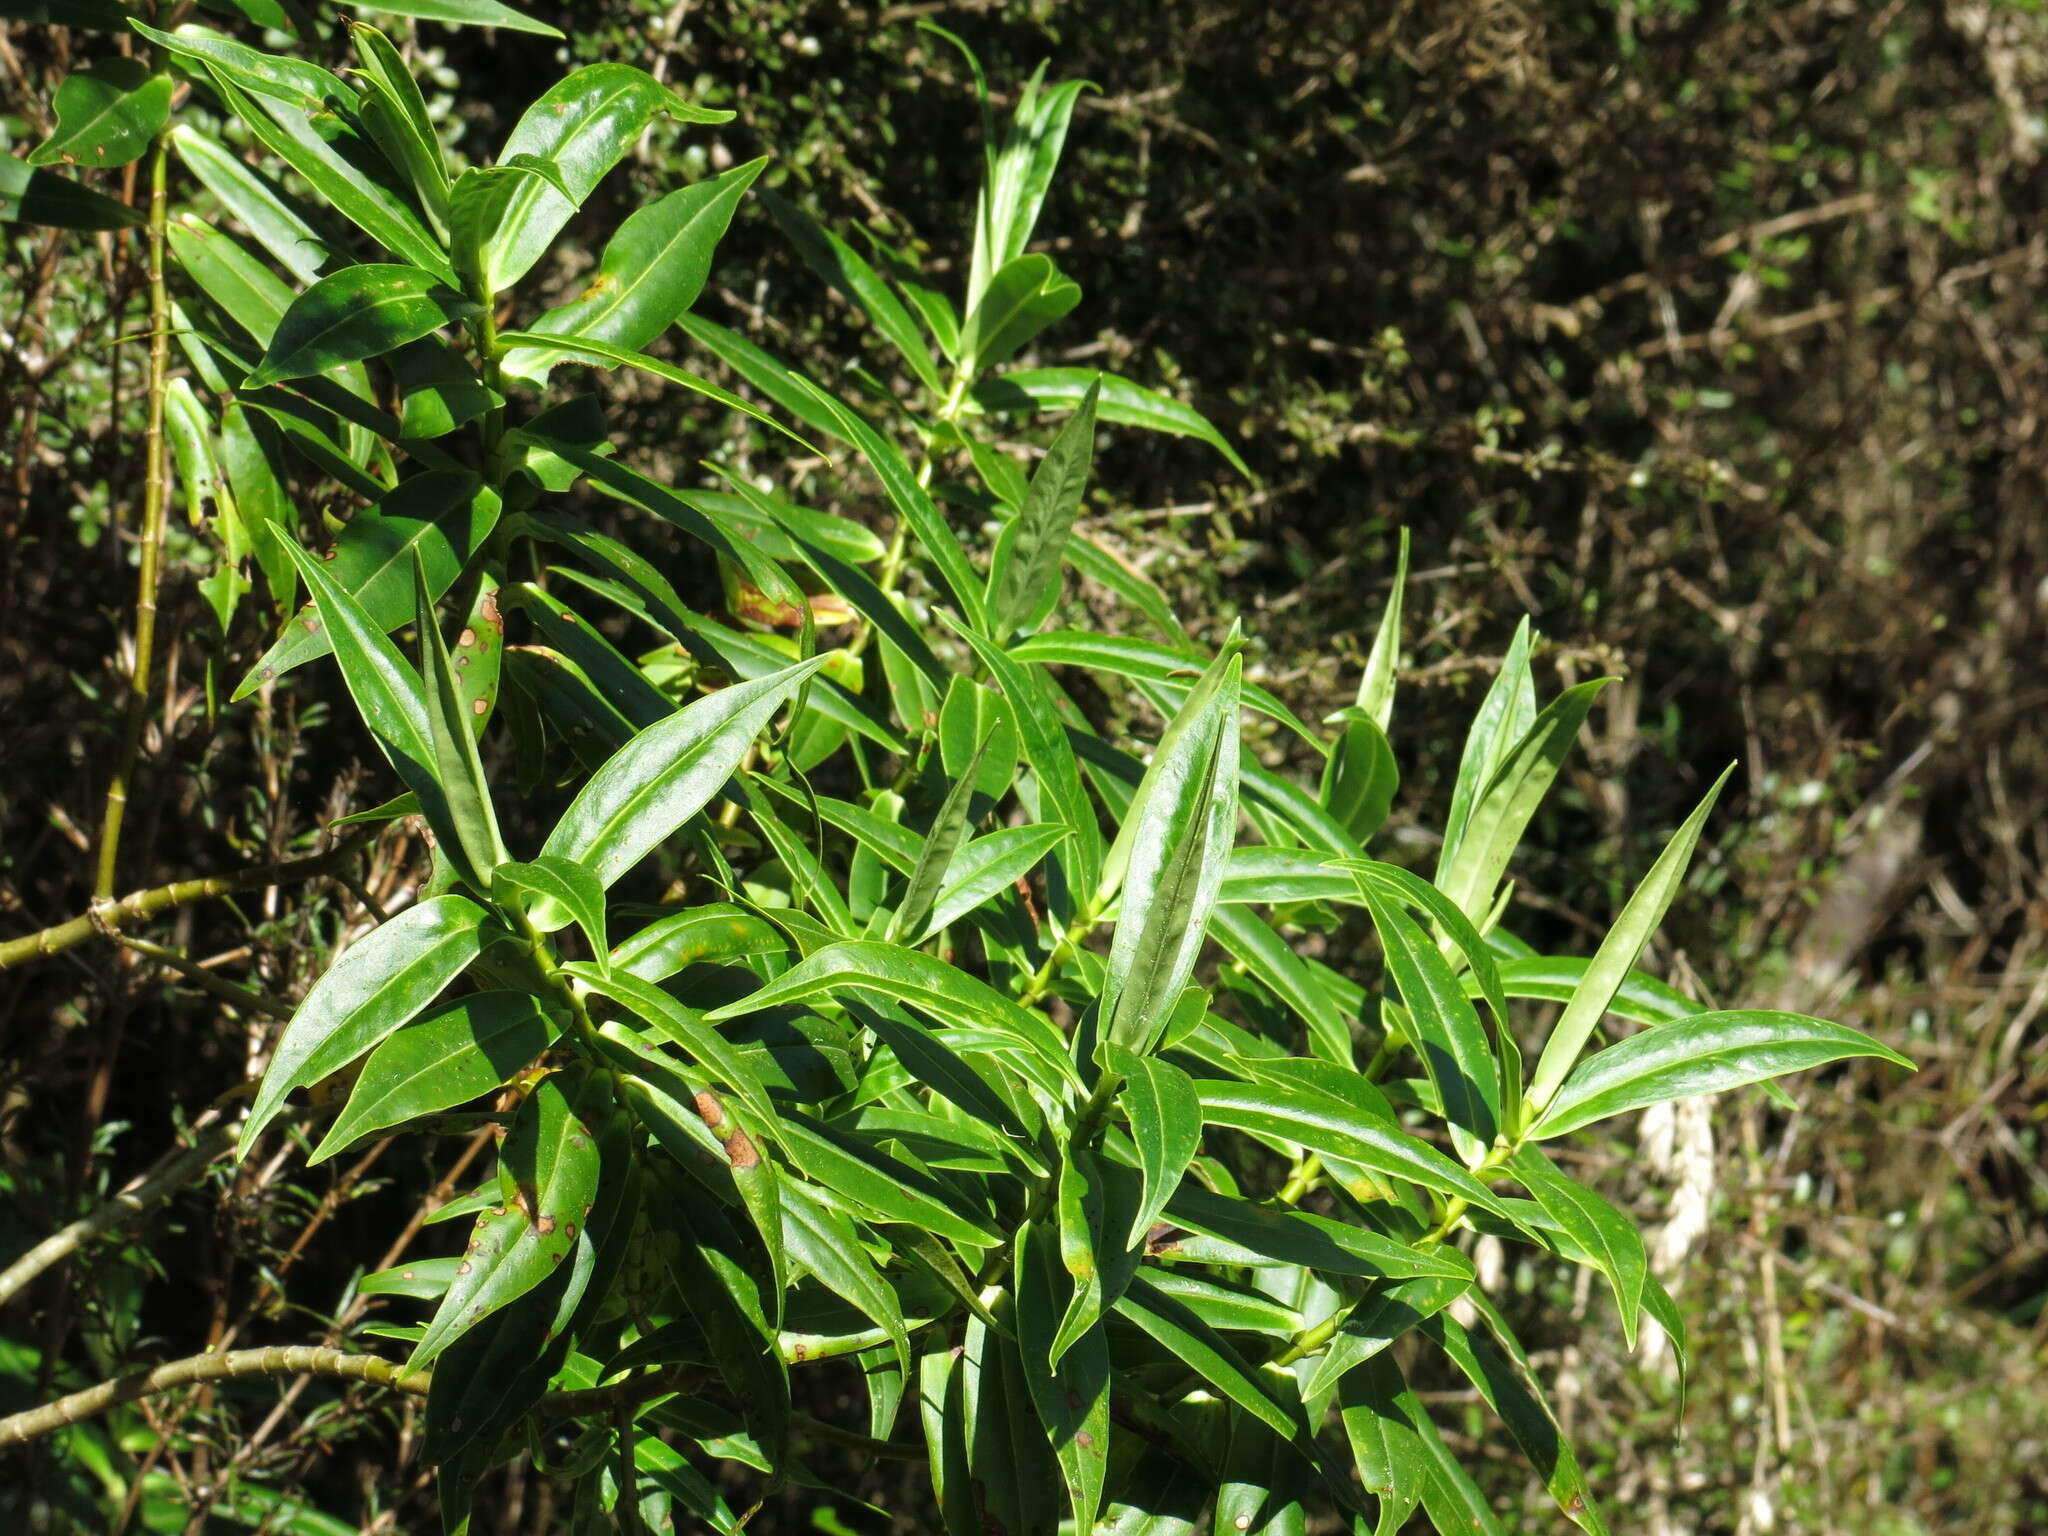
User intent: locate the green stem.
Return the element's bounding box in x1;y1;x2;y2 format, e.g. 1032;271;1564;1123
93;128;172;900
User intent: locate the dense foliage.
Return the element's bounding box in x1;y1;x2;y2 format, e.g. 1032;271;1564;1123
4;2;2041;1534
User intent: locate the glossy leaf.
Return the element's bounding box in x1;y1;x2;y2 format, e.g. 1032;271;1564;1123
1115;1275;1300;1439
412;555;508;890
484;64;729;293
493;856;607;958
972;367;1251;479
310;992;555;1162
235;473;499;697
243;894;489;1149
1524;766;1732;1114
29;58;171;170
959;252;1080;373
0;158;143;230
887;736;992;945
1354;882;1499;1160
789;377;988;632
541;656;828;888
1529;1010;1910;1139
503;157;767;385
1016;1219;1109;1532
1159;1184;1470;1284
169;124;330;282
1338;1354;1426;1536
1102;654;1241;1055
410;1070;606;1367
1508;1145;1647;1347
1437;676;1610;924
759;187;944;394
987;377;1098;639
704;939;1078;1090
1195;1080;1511;1216
1101;1041;1200;1251
336;0;562;36
774;1111;1001;1249
245;265;479;388
918;823;1069;941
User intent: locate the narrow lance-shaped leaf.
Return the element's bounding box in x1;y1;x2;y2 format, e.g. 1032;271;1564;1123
1102;1041;1201;1250
410;1069;607;1368
1357;527;1409;731
1508;1145;1648;1348
970;367;1252;480
246;265;479;388
1102;655;1241;1056
1524;765;1732;1115
1437;677;1611;924
988;376;1098;639
1016;1219;1110;1533
493;855;607;960
277;541;473;877
335;0;564;37
758;186;944;395
502;157;768;386
413;552;509;890
1338;1354;1427;1536
309;991;556;1163
1528;1010;1911;1140
887;729;995;945
0;157;144;230
243;894;489;1151
483;64;730;294
541;655;828;888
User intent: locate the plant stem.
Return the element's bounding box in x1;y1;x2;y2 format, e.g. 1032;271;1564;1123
0;831;376;971
93;127;172;900
0;1118;235;1310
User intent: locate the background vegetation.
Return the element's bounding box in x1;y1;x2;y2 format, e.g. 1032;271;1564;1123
2;0;2044;1532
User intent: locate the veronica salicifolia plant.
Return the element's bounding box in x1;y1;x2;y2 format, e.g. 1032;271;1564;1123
0;4;1908;1531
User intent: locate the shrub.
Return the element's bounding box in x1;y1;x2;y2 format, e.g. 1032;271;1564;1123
0;6;1907;1531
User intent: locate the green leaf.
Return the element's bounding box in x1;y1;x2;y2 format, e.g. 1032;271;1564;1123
1101;1041;1200;1251
775;1111;1001;1249
781;1184;909;1374
1014;632;1314;747
959;253;1081;373
310;991;555;1163
1358;528;1409;729
1196;1080;1511;1216
502;338;819;453
243;894;489;1149
1424;1310;1607;1534
580;969;779;1131
673;313;847;442
493;856;607;958
245;265;478;388
1049;1144;1106;1365
1525;767;1732;1114
944;616;1103;913
484;64;729;293
1016;1219;1109;1533
1354;883;1499;1160
1338;1354;1426;1536
1437;677;1611;924
919;823;1069;942
503;157;767;385
887;737;993;945
169;124;330;283
609;904;786;982
1479;955;1704;1024
132;21;348;115
197;72;453;282
29;59;171;170
236;473;497;698
987;377;1097;639
335;0;562;36
1508;1145;1647;1347
390;338;500;440
1155;1187;1474;1286
1529;1010;1910;1139
347;25;449;239
1114;1275;1301;1439
1319;706;1398;845
410;1069;605;1368
278;540;488;892
789;377;989;632
972;367;1251;479
541;656;828;887
704;939;1078;1091
757;186;944;394
1102;654;1241;1055
0;157;142;230
412;555;508;890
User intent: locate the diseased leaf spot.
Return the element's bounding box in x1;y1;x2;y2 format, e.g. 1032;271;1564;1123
535;1214;557;1236
471;697;488;715
301;617;320;634
458;628;476;647
455;1260;472;1276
